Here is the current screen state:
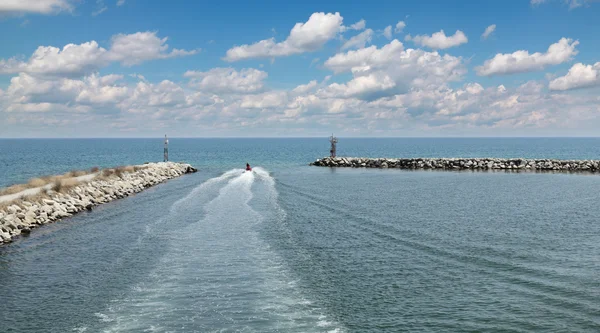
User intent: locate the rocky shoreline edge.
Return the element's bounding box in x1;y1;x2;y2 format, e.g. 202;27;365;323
310;157;600;172
0;162;197;245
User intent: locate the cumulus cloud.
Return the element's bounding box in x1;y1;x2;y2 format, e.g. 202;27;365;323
129;73;146;81
5;102;91;113
92;7;107;16
382;26;393;40
324;39;407;73
531;0;598;9
292;80;318;94
341;29;373;50
107;31;199;66
0;31;199;77
476;38;579;76
92;0;107;16
549;62;600;90
3;65;600;136
344;19;366;31
3;11;599;137
223;12;344;61
482;24;496;40
406;30;468;49
395;21;406;33
382;82;555;130
124;80;186;109
184;67;268;94
2;72;129;112
0;41;109;77
240;91;288;109
324;39;465;83
323;73;397;100
75;74;129;104
465;83;484;94
566;0;588;8
323;39;465;101
0;0;74;14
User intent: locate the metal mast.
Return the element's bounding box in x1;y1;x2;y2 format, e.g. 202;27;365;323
164;134;169;162
329;134;338;158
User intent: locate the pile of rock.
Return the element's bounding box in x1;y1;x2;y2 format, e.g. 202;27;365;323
311;157;600;172
0;162;197;245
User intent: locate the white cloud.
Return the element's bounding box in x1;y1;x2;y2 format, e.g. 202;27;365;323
324;39;407;73
385;83;553;129
284;94;363;116
406;30;468;49
92;7;107;16
323;39;465;101
395;21;406;33
2;10;599;137
0;31;199;77
5;102;90;113
75;74;129;104
3;65;600;137
3;72;129;111
549;62;600;90
117;0;125;6
240;91;288;109
292;80;318;94
184;67;268;94
92;0;107;16
124;80;186;108
184;92;222;108
383;26;393;40
476;38;579;76
465;83;484;94
108;31;199;66
482;24;496;40
0;42;109;77
223;12;344;61
532;0;598;9
341;29;373;50
323;73;397;99
567;0;586;8
324;39;465;87
129;73;146;81
340;19;367;32
6;73;61;100
0;0;74;14
519;80;544;94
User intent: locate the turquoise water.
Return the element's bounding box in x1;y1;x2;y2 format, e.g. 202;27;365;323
2;138;600;188
1;138;599;332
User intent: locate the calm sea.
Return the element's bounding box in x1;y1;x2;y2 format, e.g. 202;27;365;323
0;138;599;332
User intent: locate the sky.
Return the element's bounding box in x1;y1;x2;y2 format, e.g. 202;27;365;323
0;0;600;138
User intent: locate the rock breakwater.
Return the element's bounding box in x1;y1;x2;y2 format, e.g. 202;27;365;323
0;162;197;245
311;157;600;172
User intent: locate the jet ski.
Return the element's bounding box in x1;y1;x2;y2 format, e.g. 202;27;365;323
244;163;253;173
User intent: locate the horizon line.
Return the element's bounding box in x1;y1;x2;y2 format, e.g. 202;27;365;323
2;136;600;140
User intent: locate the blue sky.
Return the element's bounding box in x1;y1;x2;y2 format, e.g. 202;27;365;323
1;0;600;137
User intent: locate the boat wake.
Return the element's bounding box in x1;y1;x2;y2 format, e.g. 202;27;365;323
96;167;343;333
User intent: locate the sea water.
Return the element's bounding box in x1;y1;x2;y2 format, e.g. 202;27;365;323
0;138;599;332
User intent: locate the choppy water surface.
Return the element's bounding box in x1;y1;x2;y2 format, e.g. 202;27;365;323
1;139;599;332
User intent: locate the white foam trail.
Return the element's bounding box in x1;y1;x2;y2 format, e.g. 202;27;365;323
170;169;242;213
99;168;344;332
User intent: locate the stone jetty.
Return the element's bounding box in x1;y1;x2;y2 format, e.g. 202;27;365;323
311;157;600;172
0;162;197;245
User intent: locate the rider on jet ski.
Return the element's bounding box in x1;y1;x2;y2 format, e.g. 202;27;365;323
246;163;252;171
